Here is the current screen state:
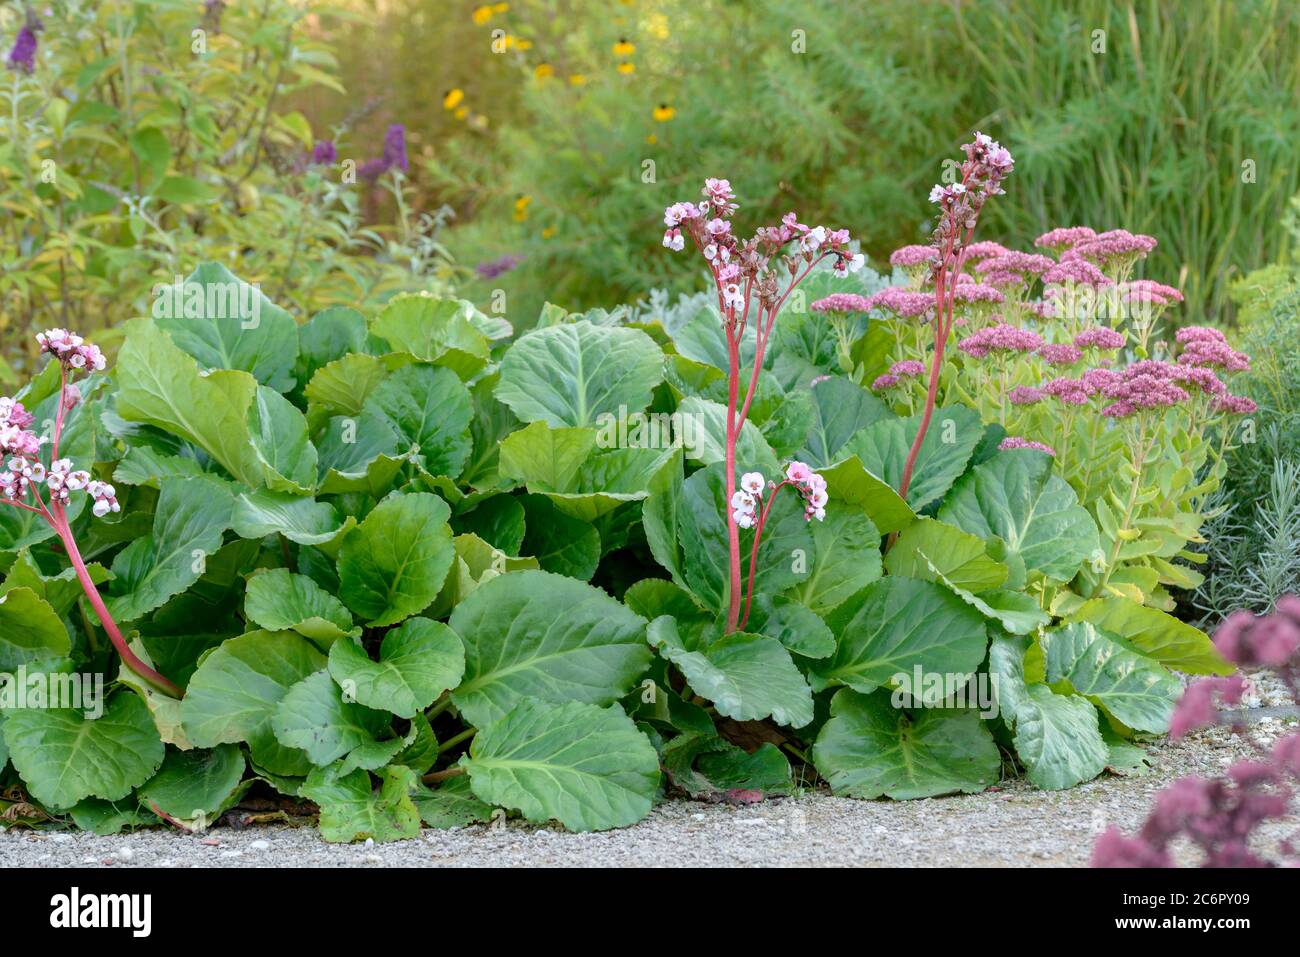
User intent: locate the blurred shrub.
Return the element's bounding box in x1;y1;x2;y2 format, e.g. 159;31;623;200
0;0;453;377
321;0;1300;327
1191;201;1300;618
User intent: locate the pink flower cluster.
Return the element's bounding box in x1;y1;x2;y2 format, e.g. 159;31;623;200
927;131;1014;208
810;293;873;314
998;436;1055;456
864;287;935;318
1041;258;1111;287
1124;279;1185;307
871;360;925;391
1007;385;1044;406
888;245;938;268
1073;326;1126;350
951;283;1005;306
1176;326;1250;372
1035;226;1097;251
0;397;41;459
663;180;864;306
974;251;1054;278
1065;229;1157;267
956;322;1044;358
731;463;829;527
36;328;107;372
1037;342;1082;366
1099;372;1191;418
784;461;829;522
962;241;1010;261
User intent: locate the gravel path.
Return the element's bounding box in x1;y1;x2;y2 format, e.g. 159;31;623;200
3;716;1295;868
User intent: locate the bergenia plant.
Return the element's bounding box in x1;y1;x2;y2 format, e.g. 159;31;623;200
897;132;1014;502
662;178;863;632
1;330;181;697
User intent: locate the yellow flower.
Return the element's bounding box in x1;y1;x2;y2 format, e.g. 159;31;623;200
514;194;532;222
454;106;470;120
542;225;557;239
516;38;533;51
617;62;635;75
443;88;465;110
471;5;493;24
645;133;658;145
652;103;675;122
613;38;635;57
492;2;509;11
534;63;554;79
568;73;587;86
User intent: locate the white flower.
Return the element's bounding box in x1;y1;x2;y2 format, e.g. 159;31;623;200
952;183;967;195
732;508;755;529
740;472;765;495
663;228;684;251
730;490;754;510
928;184;947;203
809;488;828;509
92;498;112;517
846;253;865;273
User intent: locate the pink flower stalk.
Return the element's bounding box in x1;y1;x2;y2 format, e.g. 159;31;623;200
1034;226;1097;251
1007;385;1045;406
1037;342;1082;366
1100;373;1191;419
661;179;861;632
1169;675;1247;739
810;293;873;314
1215;394;1258;415
897;132;1014;505
735;463;828;628
2;332;181;697
1073;326;1126;350
1176;326;1250;371
871;374;900;391
956;322;1044;358
998;437;1055;456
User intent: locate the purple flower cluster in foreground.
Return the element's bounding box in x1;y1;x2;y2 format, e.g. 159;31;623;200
956;322;1043;358
1094;597;1300;868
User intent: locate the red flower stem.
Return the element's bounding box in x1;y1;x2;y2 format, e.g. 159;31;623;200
724;321;743;634
738;480;795;630
52;512;182;698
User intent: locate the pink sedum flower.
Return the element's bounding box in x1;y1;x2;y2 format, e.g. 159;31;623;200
1037;342;1082;366
957;322;1044;358
811;293;873;314
1073;326;1126;350
998;437;1055;456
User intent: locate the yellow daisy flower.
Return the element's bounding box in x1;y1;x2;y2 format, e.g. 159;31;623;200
568;73;587;86
617;62;636;75
542;225;557;239
534;63;554;79
454;106;470;120
471;5;493;25
514;194;532;222
443;88;465;110
613;38;635;57
652;103;675;122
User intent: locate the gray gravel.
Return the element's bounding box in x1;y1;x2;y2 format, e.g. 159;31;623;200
3;718;1295;868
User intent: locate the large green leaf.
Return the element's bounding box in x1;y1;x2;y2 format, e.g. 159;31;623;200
329;618;465;718
231;488;354;547
314;411;405;495
800;376;891;467
677;462;814;614
300;764;422;843
1041;622;1180;733
137;745;247;824
496;319;664;427
369;294;492;379
106;476;235;623
1068;596;1232;675
272;670;391;766
785;506;882;615
812;689;1000;799
296;306;369;388
412;774;495;829
180;630;326;776
250;386;318;493
462;698;659;832
449;570;651;727
1;550;107;618
244;568;359;648
646;617;814;727
820;456;914;534
810;577;988;702
337;492;454;627
675;395;780;473
3;693;164;809
0;587;69;671
154;261;299;392
518;494;600;580
989;635;1108;790
115;318;266;486
884;518;1008;591
498;421;596;489
843;405;983;509
363;364;473;477
938;448;1100;583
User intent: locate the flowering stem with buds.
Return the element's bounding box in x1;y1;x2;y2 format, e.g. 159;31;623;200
663;179;862;634
1;331;181;698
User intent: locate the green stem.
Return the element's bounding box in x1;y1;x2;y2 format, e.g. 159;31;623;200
437;726;477;753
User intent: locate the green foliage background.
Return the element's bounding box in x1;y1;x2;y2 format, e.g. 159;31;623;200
314;0;1300;326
